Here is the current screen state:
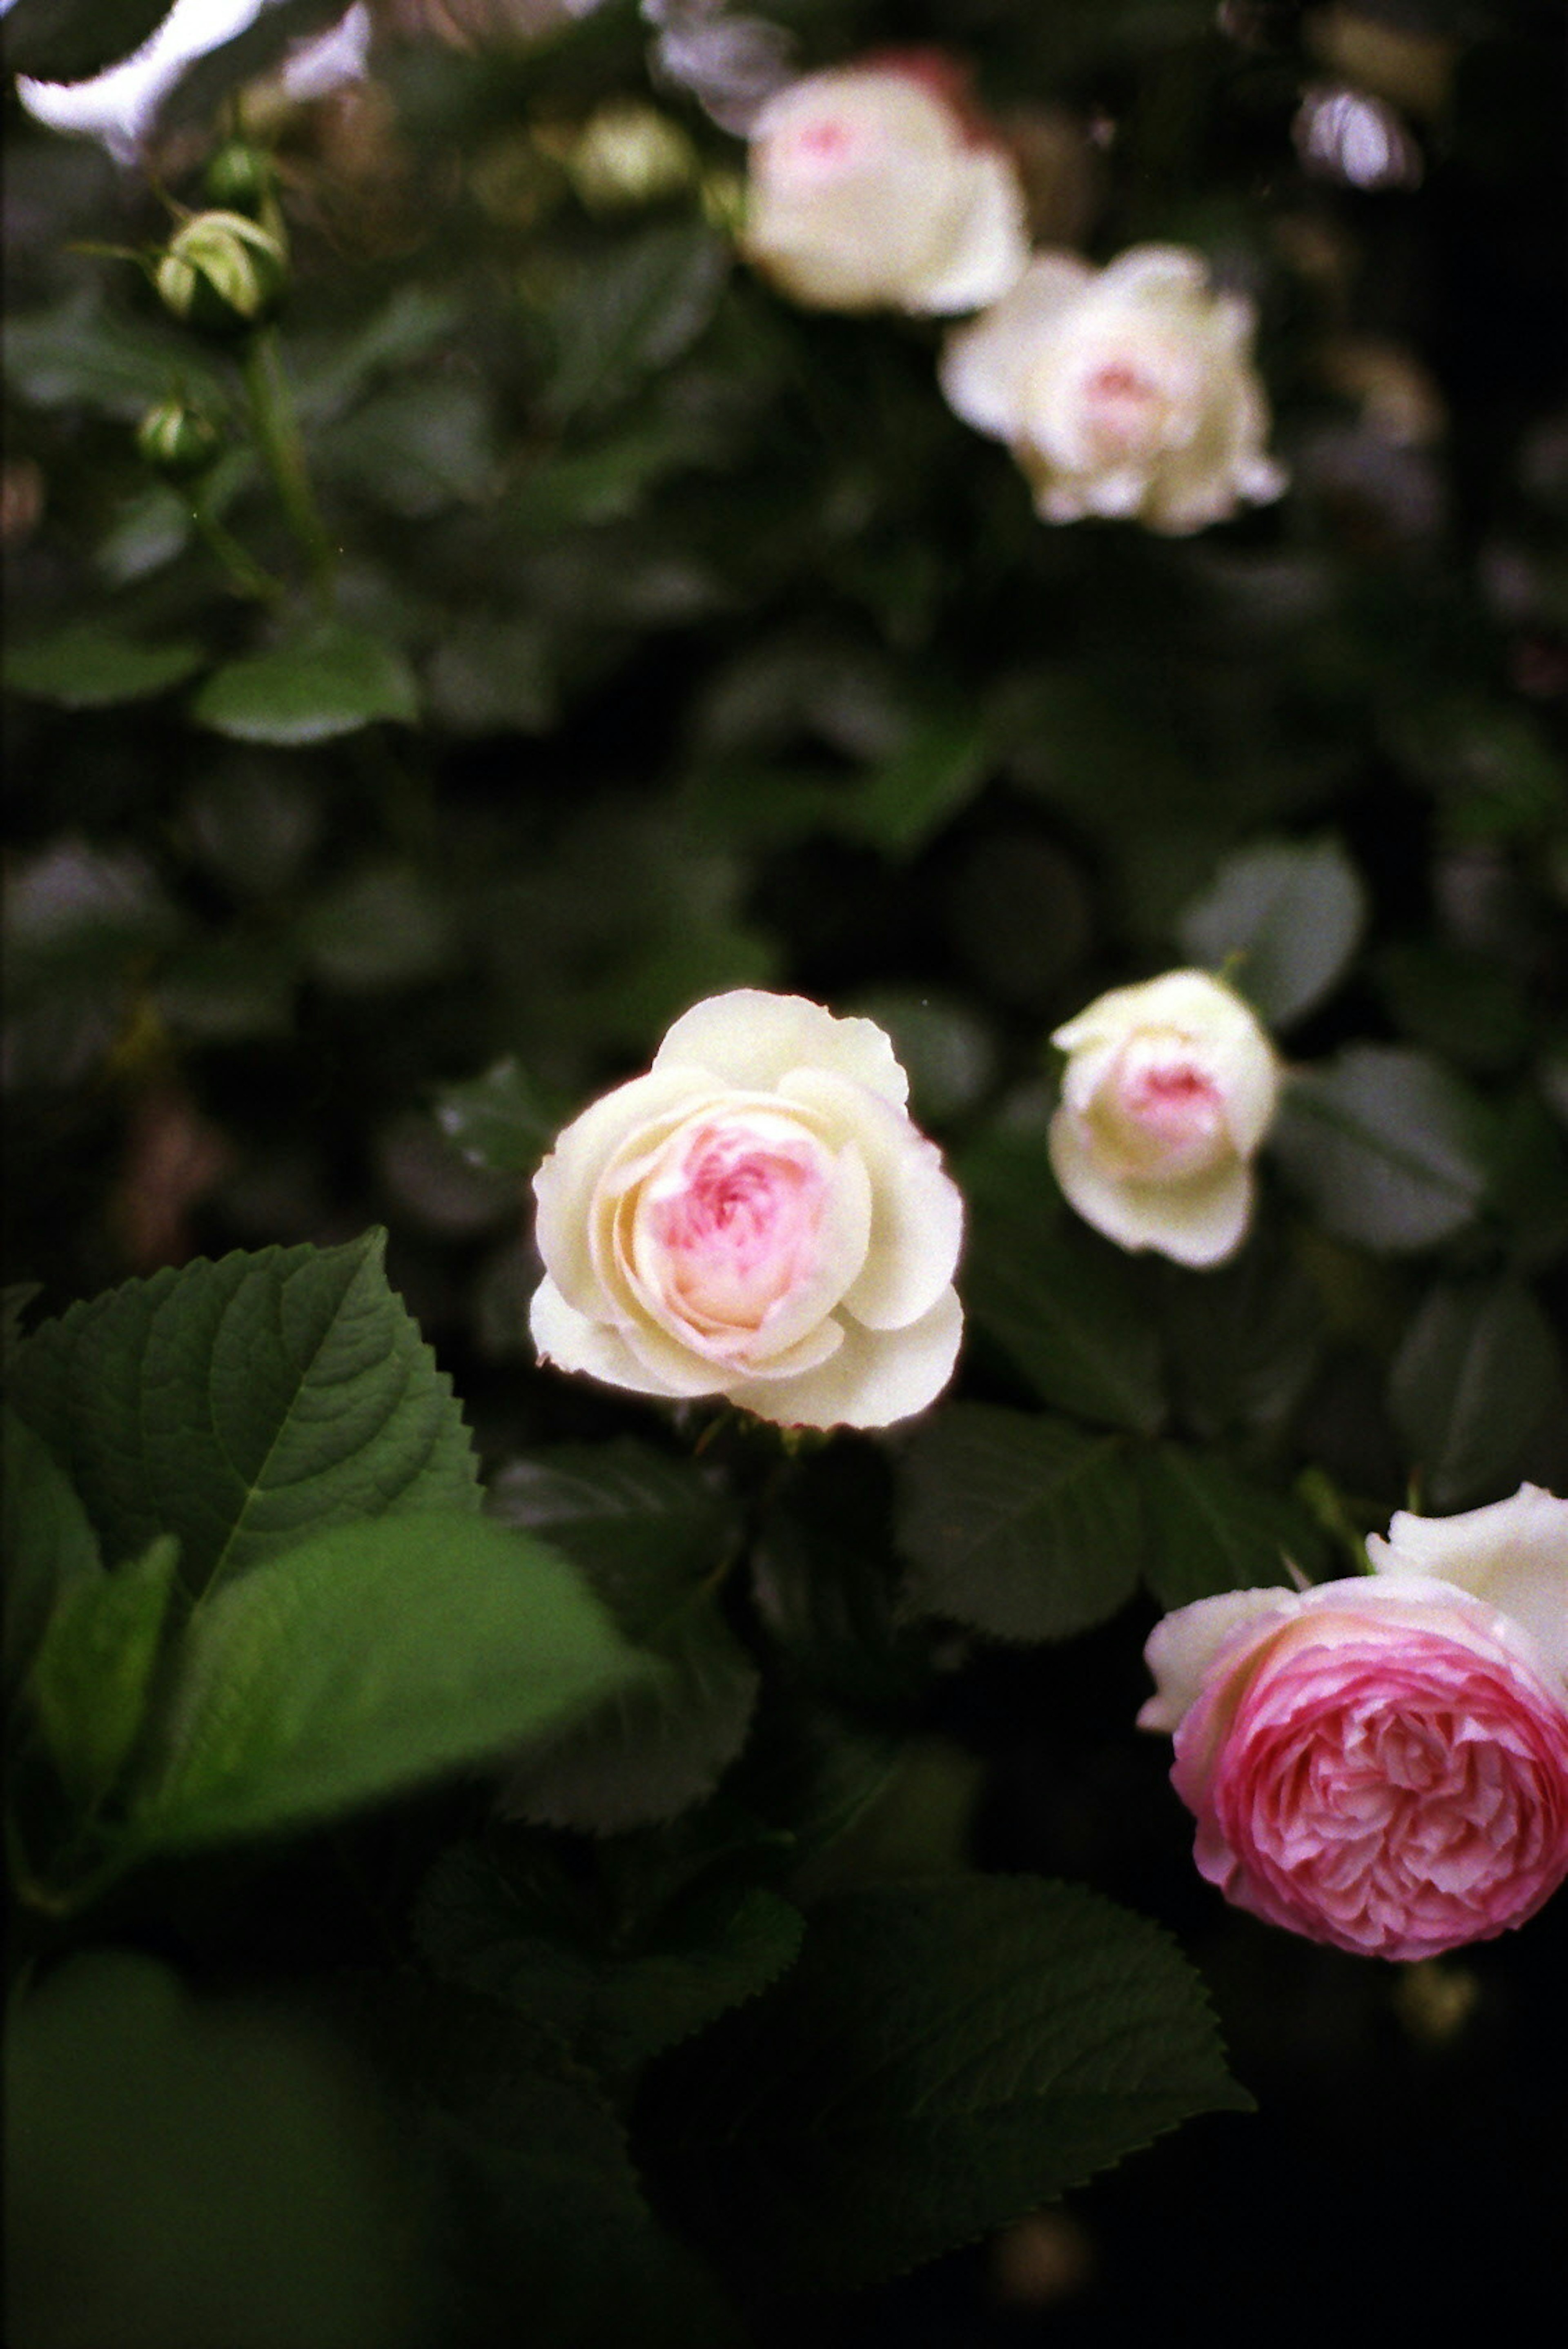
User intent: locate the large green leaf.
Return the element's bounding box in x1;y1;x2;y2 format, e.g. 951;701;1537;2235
490;1441;756;1832
191;623;419;746
1157;1224;1325;1441
895;1404;1142;1641
1177;836;1367;1028
2;1407;102;1697
1390;1278;1562;1513
639;1876;1250;2292
4;626;206;710
133;1514;656;1848
1269;1046;1492;1251
30;1535;180;1811
961;1153;1165;1433
1136;1446;1328;1611
11;1232;480;1602
541;222;731;424
5;1952;419;2349
416;1838;804;2077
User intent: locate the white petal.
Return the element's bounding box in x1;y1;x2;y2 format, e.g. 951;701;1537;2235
909;151;1030;315
1368;1484;1568;1683
654;990;908;1104
728;1287;963;1430
779;1069;963;1328
938;253;1092;441
529;1276;698;1400
532;1067;713;1316
1049;1108;1252;1267
1138;1587;1298;1732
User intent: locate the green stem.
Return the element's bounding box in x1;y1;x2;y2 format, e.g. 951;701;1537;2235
241;326;336;613
188;487;285;603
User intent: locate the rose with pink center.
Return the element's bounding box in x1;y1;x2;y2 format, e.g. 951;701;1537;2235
742;60;1029;316
941;245;1285;533
1048;970;1280;1266
1140;1486;1568;1959
530;991;964;1429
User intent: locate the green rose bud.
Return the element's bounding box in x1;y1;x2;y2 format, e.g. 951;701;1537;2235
155;210;288;334
135;397;223;480
203;140;276;218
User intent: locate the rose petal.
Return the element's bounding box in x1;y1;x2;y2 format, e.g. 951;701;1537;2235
529;1274;702;1399
534;1066;719;1318
778;1068;963;1329
727;1284;963;1430
1048;1105;1252;1266
1368;1485;1568;1685
654;990;909;1105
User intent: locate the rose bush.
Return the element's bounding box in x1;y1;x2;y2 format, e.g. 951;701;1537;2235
1139;1486;1568;1960
741;56;1029;314
1047;969;1280;1267
940;244;1285;532
529;989;964;1428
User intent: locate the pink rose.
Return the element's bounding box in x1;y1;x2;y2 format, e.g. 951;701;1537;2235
1139;1486;1568;1959
530;989;964;1429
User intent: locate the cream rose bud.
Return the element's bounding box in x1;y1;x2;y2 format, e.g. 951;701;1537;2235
940;245;1286;533
1047;970;1280;1268
529;990;964;1429
1139;1486;1568;1960
742;58;1030;315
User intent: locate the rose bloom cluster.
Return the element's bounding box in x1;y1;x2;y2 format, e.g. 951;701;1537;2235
1141;1486;1568;1959
740;54;1284;535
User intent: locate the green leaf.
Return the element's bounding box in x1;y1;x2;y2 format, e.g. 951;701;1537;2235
433;1056;569;1177
4;1952;419;2349
640;1876;1250;2292
1136;1446;1327;1611
1158;1223;1325;1441
134;1514;656;1848
844;708;994;858
960;1157;1165;1432
895;1405;1142;1641
489;1442;756;1832
416;1839;805;2077
2;1409;102;1697
2;0;174;81
191;623;419;746
1270;1046;1492;1252
11;1231;480;1603
1390;1278;1563;1513
31;1536;180;1810
298;863;454;991
3;292;227;421
4;626;206;710
1177;836;1367;1028
541;222;730;424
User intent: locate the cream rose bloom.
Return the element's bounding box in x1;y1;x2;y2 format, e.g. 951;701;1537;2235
1048;970;1280;1267
529;990;964;1429
742;59;1029;315
940;245;1286;532
1139;1486;1568;1958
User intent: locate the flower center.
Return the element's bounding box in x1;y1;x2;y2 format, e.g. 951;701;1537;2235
645;1116;830;1336
1089;1033;1228;1179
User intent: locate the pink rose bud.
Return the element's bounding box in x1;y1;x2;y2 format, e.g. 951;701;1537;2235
941;244;1286;534
530;990;964;1429
1048;969;1281;1267
742;57;1029;315
1140;1485;1568;1959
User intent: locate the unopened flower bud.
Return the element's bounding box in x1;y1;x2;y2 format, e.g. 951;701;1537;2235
203;140;277;218
566;101;697;213
156;210;288;333
135;397;223;480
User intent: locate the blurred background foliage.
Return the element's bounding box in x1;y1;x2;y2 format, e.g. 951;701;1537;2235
4;0;1567;2343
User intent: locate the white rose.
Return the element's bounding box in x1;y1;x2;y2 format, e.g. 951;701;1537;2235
530;989;964;1429
940;245;1286;533
742;59;1029;315
1048;970;1281;1267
